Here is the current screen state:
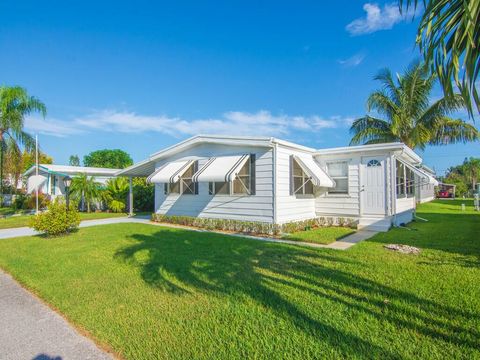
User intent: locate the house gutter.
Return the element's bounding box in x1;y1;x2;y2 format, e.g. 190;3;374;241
272;141;278;225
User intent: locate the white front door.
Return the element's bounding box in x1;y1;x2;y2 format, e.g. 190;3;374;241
361;157;386;215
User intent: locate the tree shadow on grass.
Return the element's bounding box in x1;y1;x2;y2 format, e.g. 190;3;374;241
367;211;480;267
115;228;479;358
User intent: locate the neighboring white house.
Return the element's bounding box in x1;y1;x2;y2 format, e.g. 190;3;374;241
24;164;120;198
117;135;438;231
415;164;437;203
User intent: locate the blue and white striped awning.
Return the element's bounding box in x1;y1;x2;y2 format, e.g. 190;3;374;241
147;160;194;184
193;155;250;182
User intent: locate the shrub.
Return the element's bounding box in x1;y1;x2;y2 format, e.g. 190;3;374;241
24;193;51;210
30;199;80;236
12;194;27;210
133;178;154;212
109;199;126;213
151;214;358;236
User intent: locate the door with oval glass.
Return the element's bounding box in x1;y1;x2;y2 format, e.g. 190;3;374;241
361;157;386;215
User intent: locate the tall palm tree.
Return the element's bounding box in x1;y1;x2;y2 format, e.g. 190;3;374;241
0;86;46;202
350;62;478;149
400;0;480;114
70;174;101;213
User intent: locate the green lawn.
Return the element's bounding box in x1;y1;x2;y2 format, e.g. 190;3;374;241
282;226;355;244
0;200;478;359
0;211;128;230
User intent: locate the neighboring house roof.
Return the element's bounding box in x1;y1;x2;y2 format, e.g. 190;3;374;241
24;164;120;177
117;135;427;177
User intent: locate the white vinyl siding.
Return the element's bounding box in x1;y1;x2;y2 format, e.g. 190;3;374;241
315;156;360;217
275;145;317;223
154;144;273;223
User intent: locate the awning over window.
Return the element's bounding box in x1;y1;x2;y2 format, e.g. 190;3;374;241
193;154;250;182
293;155;335;188
147;160;194;184
395;158;439;186
27;175;46;194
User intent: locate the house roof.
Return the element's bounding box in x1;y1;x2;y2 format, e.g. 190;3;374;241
24;164;120;177
314;142;422;164
117;135;425;177
117;135;317;177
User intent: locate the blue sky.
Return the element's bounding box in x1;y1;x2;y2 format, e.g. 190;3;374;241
0;1;478;175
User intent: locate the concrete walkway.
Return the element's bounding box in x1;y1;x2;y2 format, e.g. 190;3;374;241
0;270;113;360
0;216;150;240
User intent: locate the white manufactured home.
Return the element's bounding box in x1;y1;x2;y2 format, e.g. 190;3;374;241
24;164;119;198
118;135;437;231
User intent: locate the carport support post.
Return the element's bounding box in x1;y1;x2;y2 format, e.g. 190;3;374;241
129;177;133;217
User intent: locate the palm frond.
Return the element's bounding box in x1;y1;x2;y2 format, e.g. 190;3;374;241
366;91;398;121
400;0;480;115
349;116;396;145
374;68;402;106
429;117;479;145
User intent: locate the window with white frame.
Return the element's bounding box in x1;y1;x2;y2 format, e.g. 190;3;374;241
292;158;314;195
164;161;198;195
396;160;405;197
209;155;256;196
209;182;230;195
327;161;348;194
406;167;415;197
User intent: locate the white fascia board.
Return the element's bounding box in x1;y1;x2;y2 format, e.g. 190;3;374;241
315;143;422;164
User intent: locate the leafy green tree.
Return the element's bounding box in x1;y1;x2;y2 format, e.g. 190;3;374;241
70;173;101;213
21;150;53;172
102;177;129;213
350;62;478;149
400;0;480;114
69;155;80;166
461;157;480;191
133;177;154;212
0;86;46;200
443;172;468;197
83;149;132;169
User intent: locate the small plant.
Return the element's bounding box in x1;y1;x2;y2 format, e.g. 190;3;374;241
30;198;80;236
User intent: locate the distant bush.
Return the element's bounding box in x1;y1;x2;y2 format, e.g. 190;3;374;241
151;214;358;236
12;193;27;210
24;193;51;210
30;199;80;236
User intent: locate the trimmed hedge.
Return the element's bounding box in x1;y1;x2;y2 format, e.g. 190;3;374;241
151;214;357;236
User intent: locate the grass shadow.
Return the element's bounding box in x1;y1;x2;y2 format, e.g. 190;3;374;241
115;226;479;357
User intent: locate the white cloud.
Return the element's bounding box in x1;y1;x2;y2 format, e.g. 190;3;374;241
25;116;85;138
25;110;356;138
346;3;415;36
339;53;366;67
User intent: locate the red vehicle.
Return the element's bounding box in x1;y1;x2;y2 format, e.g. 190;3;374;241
437;190;452;198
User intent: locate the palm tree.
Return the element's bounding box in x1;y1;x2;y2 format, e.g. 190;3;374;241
0;86;46;202
400;0;480;114
70;174;101;213
462;157;480;192
350;62;478;149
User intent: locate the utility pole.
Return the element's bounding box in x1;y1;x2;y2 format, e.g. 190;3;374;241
35;134;39;215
